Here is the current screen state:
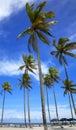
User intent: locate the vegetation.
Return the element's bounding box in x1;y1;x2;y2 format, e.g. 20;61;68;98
51;38;76;114
18;54;36;127
0;82;12;124
17;1;57;130
0;1;76;129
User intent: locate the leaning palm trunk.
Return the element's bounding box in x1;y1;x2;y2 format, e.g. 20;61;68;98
68;92;74;119
64;63;76;115
70;92;76;115
1;91;5;125
24;87;27;127
36;40;47;130
27;89;31;128
52;85;59;121
46;87;51;124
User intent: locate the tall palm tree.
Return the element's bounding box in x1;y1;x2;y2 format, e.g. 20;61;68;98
44;74;52;124
1;82;12;124
17;2;57;130
49;67;60;121
19;54;36;127
50;38;76;114
17;72;32;127
61;79;76;117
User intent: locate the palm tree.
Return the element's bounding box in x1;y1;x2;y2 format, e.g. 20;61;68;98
17;2;57;130
17;73;32;127
61;79;76;117
49;67;60;122
19;54;36;74
50;37;76;114
18;54;36;127
44;74;52;124
1;82;12;125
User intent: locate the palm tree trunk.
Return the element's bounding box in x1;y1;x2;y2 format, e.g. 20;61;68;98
70;92;76;115
36;39;47;130
1;91;5;125
27;89;31;128
64;63;68;79
68;92;74;118
24;87;27;127
46;87;51;124
52;85;59;121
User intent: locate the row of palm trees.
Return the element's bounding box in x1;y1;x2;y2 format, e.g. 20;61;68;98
17;54;37;128
0;1;76;130
0;53;76;128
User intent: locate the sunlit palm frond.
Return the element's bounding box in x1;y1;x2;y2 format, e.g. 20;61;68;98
58;38;69;45
64;42;76;51
16;27;32;40
43;11;55;19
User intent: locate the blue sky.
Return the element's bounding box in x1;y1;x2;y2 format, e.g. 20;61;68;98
0;0;76;123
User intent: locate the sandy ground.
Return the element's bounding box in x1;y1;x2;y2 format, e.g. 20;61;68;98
0;126;76;130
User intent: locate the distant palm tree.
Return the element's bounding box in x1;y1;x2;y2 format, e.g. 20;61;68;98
49;67;60;121
17;2;57;129
1;82;12;124
19;54;36;127
51;38;76;114
61;79;76;116
19;54;36;74
44;74;52;124
17;73;32;127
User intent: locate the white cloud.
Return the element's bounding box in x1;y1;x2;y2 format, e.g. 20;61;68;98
0;0;35;21
0;58;23;76
0;58;49;79
70;33;76;41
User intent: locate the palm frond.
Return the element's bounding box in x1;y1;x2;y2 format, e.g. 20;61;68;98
64;42;76;51
28;33;38;53
44;21;58;27
16;27;32;40
36;1;46;13
50;51;57;55
43;11;55;19
18;65;25;70
26;3;35;23
58;38;69;45
64;51;76;58
37;31;50;44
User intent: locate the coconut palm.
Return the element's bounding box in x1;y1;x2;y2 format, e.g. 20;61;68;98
44;74;52;124
17;73;32;127
17;2;57;129
1;82;12;124
49;67;60;121
19;54;36;74
50;38;76;114
61;79;76;116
